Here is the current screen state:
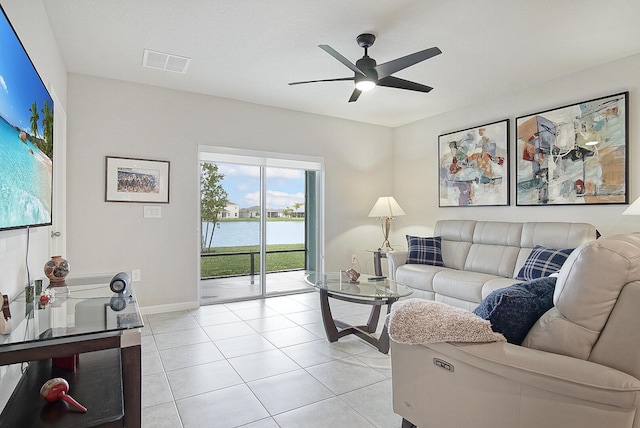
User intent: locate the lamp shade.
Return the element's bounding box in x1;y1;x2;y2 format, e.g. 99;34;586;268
368;196;405;218
623;196;640;215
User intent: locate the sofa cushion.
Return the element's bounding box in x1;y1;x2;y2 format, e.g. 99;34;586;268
465;244;521;277
473;221;523;246
516;245;573;280
440;240;473;271
406;235;445;266
432;269;494;303
396;264;446;294
520;221;597;249
481;277;524;300
473;276;557;344
434;220;476;270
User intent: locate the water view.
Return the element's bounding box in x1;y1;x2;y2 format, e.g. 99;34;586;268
0;116;52;228
202;220;305;247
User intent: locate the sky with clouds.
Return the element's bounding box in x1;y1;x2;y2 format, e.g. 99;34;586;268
0;9;53;133
216;163;305;210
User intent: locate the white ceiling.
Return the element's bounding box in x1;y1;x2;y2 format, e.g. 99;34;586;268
42;0;640;128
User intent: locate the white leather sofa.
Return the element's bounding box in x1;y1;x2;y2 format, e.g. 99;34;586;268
390;233;640;428
387;220;598;310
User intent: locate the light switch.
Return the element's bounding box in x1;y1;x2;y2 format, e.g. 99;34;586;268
143;205;162;218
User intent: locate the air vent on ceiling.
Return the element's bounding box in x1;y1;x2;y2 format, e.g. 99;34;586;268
142;49;191;74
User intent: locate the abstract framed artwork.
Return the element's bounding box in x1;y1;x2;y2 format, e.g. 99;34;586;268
438;119;510;207
105;156;170;203
515;92;628;206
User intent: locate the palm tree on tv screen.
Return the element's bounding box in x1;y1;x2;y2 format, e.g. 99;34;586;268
29;101;39;143
41;100;53;159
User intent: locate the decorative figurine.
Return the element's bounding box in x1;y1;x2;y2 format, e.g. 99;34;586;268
345;268;360;283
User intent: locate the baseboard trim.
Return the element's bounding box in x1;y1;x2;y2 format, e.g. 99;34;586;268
139;300;199;315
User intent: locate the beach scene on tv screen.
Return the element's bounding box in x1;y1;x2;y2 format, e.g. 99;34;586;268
0;8;53;230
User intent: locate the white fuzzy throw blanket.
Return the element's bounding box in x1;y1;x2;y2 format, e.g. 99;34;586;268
388;299;506;344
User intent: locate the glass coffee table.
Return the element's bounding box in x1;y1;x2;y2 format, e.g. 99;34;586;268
305;272;413;353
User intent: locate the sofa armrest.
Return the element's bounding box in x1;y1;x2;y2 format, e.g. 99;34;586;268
427;341;640;409
386;251;408;280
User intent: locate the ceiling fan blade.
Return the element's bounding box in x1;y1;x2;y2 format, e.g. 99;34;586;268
348;89;362;103
374;47;442;79
319;45;366;77
289;77;354;85
377;76;433;93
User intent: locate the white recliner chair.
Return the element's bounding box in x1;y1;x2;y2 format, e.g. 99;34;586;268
390;233;640;428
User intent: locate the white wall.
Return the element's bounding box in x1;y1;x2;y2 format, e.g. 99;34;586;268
0;0;67;299
66;74;393;311
392;53;640;240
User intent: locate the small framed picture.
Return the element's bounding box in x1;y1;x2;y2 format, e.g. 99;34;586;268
105;156;170;203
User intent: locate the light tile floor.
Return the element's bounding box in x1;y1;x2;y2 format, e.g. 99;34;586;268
141;291;404;428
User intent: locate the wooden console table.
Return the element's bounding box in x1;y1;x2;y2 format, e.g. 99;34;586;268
0;277;143;427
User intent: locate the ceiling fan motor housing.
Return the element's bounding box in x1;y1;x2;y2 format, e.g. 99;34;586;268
356;33;376;48
356;56;378;81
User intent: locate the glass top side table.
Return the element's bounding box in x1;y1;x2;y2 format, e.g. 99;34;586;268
366;248;391;277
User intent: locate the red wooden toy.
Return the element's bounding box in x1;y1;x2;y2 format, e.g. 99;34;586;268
40;378;87;413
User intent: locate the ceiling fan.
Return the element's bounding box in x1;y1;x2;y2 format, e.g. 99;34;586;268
289;33;442;102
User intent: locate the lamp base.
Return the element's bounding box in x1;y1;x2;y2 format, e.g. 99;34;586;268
378;242;393;252
379;217;393;251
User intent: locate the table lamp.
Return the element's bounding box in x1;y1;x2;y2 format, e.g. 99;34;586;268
368;196;405;250
623;196;640;215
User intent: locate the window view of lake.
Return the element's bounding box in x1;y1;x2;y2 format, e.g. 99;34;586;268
202;221;305;247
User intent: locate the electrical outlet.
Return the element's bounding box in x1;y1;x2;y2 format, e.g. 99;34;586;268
143;205;162;218
351;254;358;264
131;269;141;282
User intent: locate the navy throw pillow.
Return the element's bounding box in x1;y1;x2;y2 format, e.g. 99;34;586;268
516;246;573;281
406;235;445;266
473;276;556;345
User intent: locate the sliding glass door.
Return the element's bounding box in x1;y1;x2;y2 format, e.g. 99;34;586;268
200;162;263;302
263;167;308;295
199;147;323;304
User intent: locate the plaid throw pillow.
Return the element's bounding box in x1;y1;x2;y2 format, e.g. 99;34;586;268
406;235;445;266
516;245;573;280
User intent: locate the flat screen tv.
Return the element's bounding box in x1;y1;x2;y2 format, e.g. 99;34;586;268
0;5;54;231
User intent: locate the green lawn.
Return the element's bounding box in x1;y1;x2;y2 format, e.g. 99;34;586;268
201;243;305;278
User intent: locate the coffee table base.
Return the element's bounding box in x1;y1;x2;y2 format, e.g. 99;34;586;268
318;288;398;354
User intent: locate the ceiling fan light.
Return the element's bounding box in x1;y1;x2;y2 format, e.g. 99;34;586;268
355;80;376;91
